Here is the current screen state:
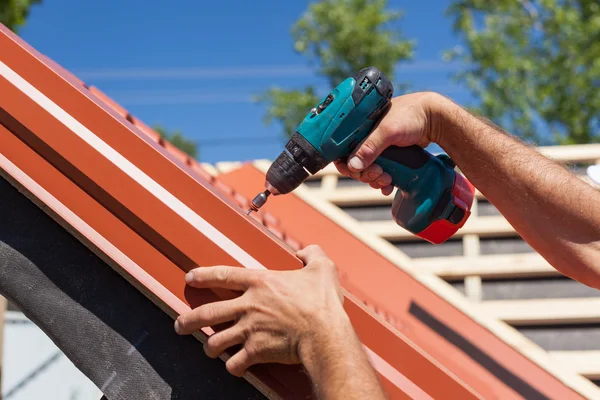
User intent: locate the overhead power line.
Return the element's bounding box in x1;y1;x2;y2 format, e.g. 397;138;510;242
194;135;283;146
72;60;460;82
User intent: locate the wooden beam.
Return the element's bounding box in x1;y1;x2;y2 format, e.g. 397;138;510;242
321;185;488;204
310;177;596;208
303;150;599;206
306;144;600;179
309;144;600;177
539;144;600;162
316;185;397;205
320;174;338;192
463;234;481;257
548;351;600;380
464;276;482;303
412;253;558;279
479;298;600;325
363;216;516;240
307;163;339;178
214;161;244;174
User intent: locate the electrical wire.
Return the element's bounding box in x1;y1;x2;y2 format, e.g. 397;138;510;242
193;136;284;146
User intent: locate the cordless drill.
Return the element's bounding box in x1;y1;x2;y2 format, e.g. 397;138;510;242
247;67;475;244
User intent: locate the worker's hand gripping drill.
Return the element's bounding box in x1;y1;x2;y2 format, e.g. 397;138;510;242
248;67;475;244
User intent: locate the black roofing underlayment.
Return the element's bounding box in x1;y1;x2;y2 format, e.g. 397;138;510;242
0;175;265;400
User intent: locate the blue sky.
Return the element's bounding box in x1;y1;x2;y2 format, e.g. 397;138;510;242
18;0;470;163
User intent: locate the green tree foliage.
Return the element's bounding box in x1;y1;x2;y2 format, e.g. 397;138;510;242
259;87;321;141
446;0;600;144
0;0;41;32
258;0;415;138
153;125;199;159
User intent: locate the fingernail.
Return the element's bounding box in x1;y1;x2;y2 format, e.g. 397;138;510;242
185;271;194;284
377;179;388;186
174;319;181;334
367;171;379;179
348;157;364;171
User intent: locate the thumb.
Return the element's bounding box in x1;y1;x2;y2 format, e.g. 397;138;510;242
347;124;391;172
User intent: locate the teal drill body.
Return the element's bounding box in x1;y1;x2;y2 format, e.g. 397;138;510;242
255;67;474;244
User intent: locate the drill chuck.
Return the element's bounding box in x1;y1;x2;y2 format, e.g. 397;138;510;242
246;143;317;214
264;131;329;198
266;151;310;195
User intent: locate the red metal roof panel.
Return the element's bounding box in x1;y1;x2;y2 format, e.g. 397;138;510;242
0;22;484;399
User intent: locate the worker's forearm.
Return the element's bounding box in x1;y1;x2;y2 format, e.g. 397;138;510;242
298;307;386;400
432;95;600;288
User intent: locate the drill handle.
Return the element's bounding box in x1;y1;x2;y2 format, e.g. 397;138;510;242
374;145;436;188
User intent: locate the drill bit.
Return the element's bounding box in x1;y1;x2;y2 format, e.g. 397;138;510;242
246;190;271;215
